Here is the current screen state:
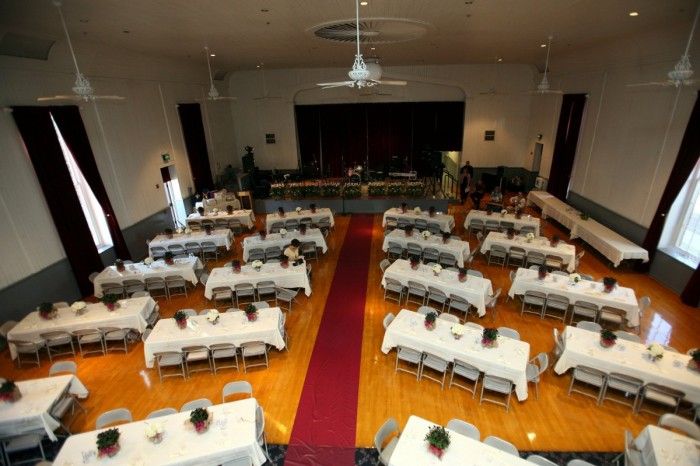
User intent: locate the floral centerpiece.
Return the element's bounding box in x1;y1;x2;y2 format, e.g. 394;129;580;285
115;259;125;272
400;202;407;213
38;302;57;320
174;310;188;329
206;309;220;325
226;204;234;214
71;301;87;316
189;408;211;434
482;328;499;348
278;207;285;218
421;230;431;240
197;206;206;216
647;343;664;362
310;203;317;213
432;263;442;276
245;304;258;322
486;208;493;216
251;260;263;272
425;425;450;459
176;227;183;235
184;227;192;235
410;255;420;270
211;208;219;214
144;257;154;266
600;329;617;348
299;224;307;235
280;256;289;269
550;235;561;248
580;212;589;221
526;232;535;243
295;206;302;214
279;228;288;238
538;265;547;280
232;260;241;273
451;324;465;340
603;277;617;293
428;206;436;217
96;428;120;458
424;311;437;331
102;294;119;311
413;206;421;214
500;209;507;217
320;182;341;197
569;273;581;284
164;251;175;265
145;422;164;444
204;224;213;235
0;380;21;402
688;349;700;371
442;232;450;244
458;267;467;282
259;229;267;240
164;228;174;240
404;225;414;237
506;228;515;240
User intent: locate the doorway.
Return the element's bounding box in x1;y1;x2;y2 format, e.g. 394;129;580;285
548;94;587;200
176;103;214;193
532;142;543;173
160;165;187;227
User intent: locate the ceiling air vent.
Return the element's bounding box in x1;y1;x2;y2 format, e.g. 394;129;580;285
311;18;430;44
0;33;55;60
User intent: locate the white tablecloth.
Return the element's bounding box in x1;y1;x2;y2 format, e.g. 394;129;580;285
382;208;455;232
93;257;202;297
149;229;233;255
51;398;267;466
382;230;471;268
265;208;334;233
554;326;700;404
204;261;311;298
144;308;285;367
464;210;541;236
508;268;640;327
242;229;327;262
187;210;255;229
382;310;530;401
0;375;88;441
481;232;577;272
382;260;493;317
389;415;532;465
7;297;156;359
634;425;700;466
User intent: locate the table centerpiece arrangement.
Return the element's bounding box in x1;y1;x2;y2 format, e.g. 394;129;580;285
506;228;515;240
600;329;617;348
71;300;87;316
245;304;259;322
428;206;436;217
295;206;302;214
164;251;175;265
259;229;267;240
232;260;241;273
688;349;700;371
0;380;21;403
115;259;126;272
425;425;451;459
432;263;442;277
226;204;234;215
101;294;119;311
251;260;264;272
189;408;211;434
174;310;189;329
204;224;213;235
277;207;285;218
206;309;220;325
538;265;548;280
569;273;581;284
482;328;499;348
410;255;420;270
310;203;317;213
96;428;120;458
421;230;431;240
526;232;535;243
602;277;617;293
424;311;437;331
145;422;164;444
405;225;414;238
458;267;467;282
38;302;58;320
442;232;450;244
451;324;465;340
280;228;288;238
647;343;664;362
413;206;421;214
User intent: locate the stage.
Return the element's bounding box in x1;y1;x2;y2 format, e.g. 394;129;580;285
255;196;454;214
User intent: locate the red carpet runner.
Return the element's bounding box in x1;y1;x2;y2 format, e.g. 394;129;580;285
284;215;374;466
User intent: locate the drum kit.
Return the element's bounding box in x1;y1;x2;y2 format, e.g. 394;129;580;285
347;164;364;182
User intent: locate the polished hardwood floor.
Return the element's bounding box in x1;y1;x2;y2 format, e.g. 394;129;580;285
1;203;698;455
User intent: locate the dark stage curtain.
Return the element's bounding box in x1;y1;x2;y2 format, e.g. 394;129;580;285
177;103;214;193
548;94;587;201
50;106;131;260
11;106;104;296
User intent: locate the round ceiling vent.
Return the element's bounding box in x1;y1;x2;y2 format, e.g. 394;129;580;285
310;18;431;44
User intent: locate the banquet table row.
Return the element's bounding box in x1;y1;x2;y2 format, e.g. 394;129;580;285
382;309;530;401
508;267;640;327
52;397;267;466
204;260;311;298
554;325;700;404
149;229;233;255
382;230;471;267
381;259;493;317
242;228;327;262
464;210;541;236
527;191;649;267
7;297;156;359
480;231;576;272
144;307;285;367
187;209;255;229
265;208;334;233
634;425;700;466
93;257;202;298
382;208;456;232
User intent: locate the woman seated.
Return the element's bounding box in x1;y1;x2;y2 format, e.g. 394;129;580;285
284;239;301;260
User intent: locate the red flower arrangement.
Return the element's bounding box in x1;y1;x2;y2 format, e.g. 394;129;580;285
245;304;258;322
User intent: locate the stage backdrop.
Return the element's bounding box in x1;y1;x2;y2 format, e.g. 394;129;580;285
295;101;465;178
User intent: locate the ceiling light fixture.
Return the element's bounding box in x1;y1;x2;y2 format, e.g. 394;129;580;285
210;53;215;57
497;57;503;62
540;43;546;48
629;11;639;17
360;1;368;5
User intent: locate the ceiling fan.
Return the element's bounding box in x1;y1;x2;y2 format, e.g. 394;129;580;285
200;46;236;101
529;35;563;95
628;3;699;88
38;0;125;102
316;0;407;89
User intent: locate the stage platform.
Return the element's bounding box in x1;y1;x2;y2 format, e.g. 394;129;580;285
255;197;454;214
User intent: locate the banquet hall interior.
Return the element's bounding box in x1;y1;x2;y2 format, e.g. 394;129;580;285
0;1;699;465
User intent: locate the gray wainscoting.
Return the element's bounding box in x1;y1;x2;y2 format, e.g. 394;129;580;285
649;250;695;295
567;192;647;245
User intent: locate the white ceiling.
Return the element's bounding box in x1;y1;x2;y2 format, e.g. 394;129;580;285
0;0;696;71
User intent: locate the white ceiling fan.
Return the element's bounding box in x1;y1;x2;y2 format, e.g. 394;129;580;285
628;3;699;88
38;0;124;102
199;46;236;101
529;35;563;95
316;0;407;89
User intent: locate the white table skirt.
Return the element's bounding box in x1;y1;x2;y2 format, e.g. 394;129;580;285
634;425;700;466
383;310;530;400
242;229;327;262
93;257;202;297
527;190;553;210
205;261;311;298
187;210;255;229
508;268;640;327
265;208;334;233
382;259;493;317
382;208;455;232
382;230;471;268
480;231;576;272
0;375;88;441
7;297;156;359
51;398;267;466
464;210;541;236
144;308;285;367
149;229;233;254
389;415;533;465
554;326;700;404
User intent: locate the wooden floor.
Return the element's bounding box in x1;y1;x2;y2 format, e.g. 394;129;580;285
2;204;698;455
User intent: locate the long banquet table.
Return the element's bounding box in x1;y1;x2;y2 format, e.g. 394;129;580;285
0;375;88;441
144;307;285;367
464;210;541;236
265;208;334;233
382;208;455;232
554;326;700;404
382;229;471;267
389;415;532;465
7;297;156;359
187;209;256;229
204;260;311;298
149;229;233;255
382;309;530;401
508;267;640;327
51;397;267;466
93;257;202;298
381;259;493;317
634;425;700;466
242;229;327;262
481;231;577;272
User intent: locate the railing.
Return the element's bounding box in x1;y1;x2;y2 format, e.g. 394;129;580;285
441;170;460;200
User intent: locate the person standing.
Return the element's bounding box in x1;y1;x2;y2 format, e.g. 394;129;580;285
460;161;473;203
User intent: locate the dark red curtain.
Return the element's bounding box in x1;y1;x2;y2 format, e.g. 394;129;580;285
50;106;131;260
177;103;214;193
11;106;104;296
548;94;587;201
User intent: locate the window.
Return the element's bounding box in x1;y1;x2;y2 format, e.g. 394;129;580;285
660;159;700;268
51;115;113;251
